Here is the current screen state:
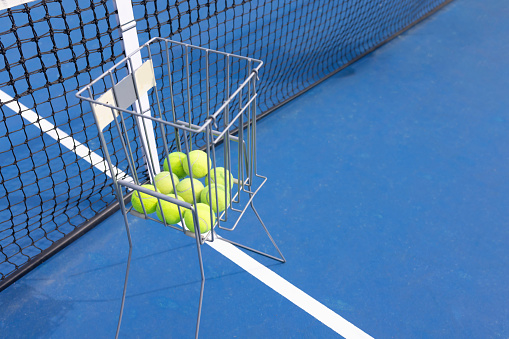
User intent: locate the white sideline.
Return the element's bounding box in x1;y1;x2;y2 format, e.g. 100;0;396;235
0;0;35;11
207;240;374;339
0;89;132;182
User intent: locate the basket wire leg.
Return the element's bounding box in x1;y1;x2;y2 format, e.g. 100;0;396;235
196;280;205;339
90;102;135;338
218;182;285;263
249;200;286;262
218;199;286;263
195;240;205;339
115;207;133;339
192;209;206;339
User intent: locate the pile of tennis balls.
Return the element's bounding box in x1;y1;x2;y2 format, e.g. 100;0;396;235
130;150;234;234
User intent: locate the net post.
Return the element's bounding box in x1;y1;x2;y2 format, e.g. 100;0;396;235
113;0;160;176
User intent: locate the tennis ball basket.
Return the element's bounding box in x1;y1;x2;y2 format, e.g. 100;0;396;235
76;37;285;338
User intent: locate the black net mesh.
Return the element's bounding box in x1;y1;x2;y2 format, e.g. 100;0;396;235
0;0;452;287
0;0;123;283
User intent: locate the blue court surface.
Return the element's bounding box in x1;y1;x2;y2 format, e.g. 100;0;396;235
1;0;509;337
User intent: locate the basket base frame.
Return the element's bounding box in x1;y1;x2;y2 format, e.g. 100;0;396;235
115;199;285;339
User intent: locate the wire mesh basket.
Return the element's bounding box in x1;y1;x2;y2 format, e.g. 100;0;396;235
76;37;285;338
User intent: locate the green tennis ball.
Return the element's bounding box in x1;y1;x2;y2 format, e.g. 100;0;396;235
184;203;216;234
176;178;204;204
183;150;210;178
131;184;158;214
155;194;185;224
163;152;187;179
205;167;234;188
154;171;179;194
200;184;230;213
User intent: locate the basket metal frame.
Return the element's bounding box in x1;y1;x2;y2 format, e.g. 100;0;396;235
76;37;285;338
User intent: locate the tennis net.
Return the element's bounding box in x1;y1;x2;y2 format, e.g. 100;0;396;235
0;0;452;289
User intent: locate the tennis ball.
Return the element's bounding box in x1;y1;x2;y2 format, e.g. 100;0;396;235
205;167;234;188
163;152;187;179
154;171;179;194
176;178;204;204
131;184;158;214
183;150;210;178
184;203;216;234
200;184;230;213
155;194;185;224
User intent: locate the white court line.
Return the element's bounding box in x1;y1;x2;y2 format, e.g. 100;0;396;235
0;89;132;182
0;0;35;11
207;239;374;339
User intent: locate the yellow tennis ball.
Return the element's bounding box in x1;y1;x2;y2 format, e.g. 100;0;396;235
200;184;230;213
163;152;187;179
176;178;204;204
183;150;210;178
131;184;158;214
154;171;179;194
155;194;185;224
205;167;234;188
184;203;216;234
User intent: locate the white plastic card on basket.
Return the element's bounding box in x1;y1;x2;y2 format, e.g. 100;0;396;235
92;59;156;131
